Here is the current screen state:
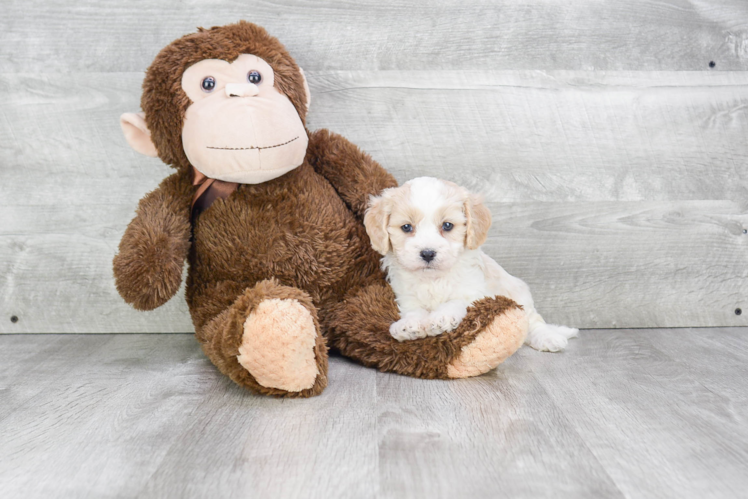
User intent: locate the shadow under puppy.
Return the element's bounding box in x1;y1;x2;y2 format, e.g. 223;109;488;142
364;177;578;352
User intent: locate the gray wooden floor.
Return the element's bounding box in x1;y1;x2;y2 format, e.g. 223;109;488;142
1;329;747;498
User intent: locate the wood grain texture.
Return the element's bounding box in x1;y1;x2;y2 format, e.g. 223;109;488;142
484;200;748;328
2;69;747;332
140;355;378;498
2;0;748;72
0;334;220;498
1;330;747;497
525;328;748;497
375;367;622;497
0;334;114;421
2;200;744;331
310;71;748;202
4;70;748;204
644;327;748;412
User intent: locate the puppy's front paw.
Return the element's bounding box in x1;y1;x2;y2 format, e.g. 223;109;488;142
426;308;467;336
390;314;428;342
426;301;469;336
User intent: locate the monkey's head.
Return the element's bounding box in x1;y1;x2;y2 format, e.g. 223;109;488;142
120;21;311;184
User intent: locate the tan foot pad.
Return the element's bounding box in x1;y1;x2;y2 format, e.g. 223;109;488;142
447;307;528;378
237;298;319;392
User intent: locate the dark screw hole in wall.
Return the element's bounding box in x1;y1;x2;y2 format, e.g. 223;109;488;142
10;315;19;323
737;308;743;316
743;229;747;234
709;61;716;68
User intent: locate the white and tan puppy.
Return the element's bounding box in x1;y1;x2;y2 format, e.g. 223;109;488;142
364;177;578;352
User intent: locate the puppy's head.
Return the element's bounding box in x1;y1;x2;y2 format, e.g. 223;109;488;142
364;177;492;272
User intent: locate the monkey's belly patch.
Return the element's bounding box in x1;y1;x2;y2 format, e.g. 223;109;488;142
237;298;319;392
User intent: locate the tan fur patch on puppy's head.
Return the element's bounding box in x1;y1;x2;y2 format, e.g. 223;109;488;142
364;183;412;255
364;177;492;272
464;192;491;249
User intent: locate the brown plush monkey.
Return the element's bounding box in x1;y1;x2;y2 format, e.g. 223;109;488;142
114;21;528;397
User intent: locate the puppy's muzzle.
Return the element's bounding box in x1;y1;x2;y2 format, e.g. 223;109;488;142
420;249;437;263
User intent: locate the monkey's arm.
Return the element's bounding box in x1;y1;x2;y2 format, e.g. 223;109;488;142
113;170;193;311
307;129;398;218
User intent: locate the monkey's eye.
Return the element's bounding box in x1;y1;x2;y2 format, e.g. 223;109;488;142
201;76;216;93
401;224;413;233
247;70;262;84
442;222;454;231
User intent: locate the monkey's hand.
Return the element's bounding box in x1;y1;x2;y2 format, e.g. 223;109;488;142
113;172;192;311
306;129;398;218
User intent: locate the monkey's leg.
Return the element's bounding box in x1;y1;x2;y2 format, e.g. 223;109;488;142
196;278;328;397
326;283;528;379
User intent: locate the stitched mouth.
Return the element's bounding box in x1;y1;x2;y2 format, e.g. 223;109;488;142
206;136;299;151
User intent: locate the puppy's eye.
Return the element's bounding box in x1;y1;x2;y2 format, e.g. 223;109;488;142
442;222;454;231
401;224;413;233
201;76;216;92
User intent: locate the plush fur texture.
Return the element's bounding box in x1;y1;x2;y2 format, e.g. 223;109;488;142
327;284;526;379
114;22;530;397
238;298;320;392
180;54;309;184
141;22;310;174
113;172;192;310
197;278;329;398
446;307;528;378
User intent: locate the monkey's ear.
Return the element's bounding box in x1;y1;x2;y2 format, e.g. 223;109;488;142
298;67;311;113
120;112;158;157
364;194;391;255
464;193;492;250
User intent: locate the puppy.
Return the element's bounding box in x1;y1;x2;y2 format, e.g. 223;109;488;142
364;177;578;352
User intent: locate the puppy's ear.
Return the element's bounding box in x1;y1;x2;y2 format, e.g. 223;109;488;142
464;193;492;249
364;194;391;255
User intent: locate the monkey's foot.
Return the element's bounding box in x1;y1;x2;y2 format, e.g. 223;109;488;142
238;298;320;392
446;299;529;378
328;284;527;380
197;279;328;397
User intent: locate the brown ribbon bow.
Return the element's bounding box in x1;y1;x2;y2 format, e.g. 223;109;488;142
191;169;239;222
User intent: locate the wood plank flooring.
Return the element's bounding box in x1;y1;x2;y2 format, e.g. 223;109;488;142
1;329;746;498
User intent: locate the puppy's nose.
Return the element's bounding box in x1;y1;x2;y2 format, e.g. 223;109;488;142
420;249;437;263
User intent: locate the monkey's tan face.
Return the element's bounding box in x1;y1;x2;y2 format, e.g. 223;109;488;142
180;54;308;184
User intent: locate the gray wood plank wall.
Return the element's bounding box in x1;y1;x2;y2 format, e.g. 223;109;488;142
1;1;747;333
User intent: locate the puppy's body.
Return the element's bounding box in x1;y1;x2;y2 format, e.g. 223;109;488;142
384;249;526;313
366;177;578;352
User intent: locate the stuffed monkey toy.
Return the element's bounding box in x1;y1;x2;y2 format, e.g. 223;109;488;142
114;21;528;397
